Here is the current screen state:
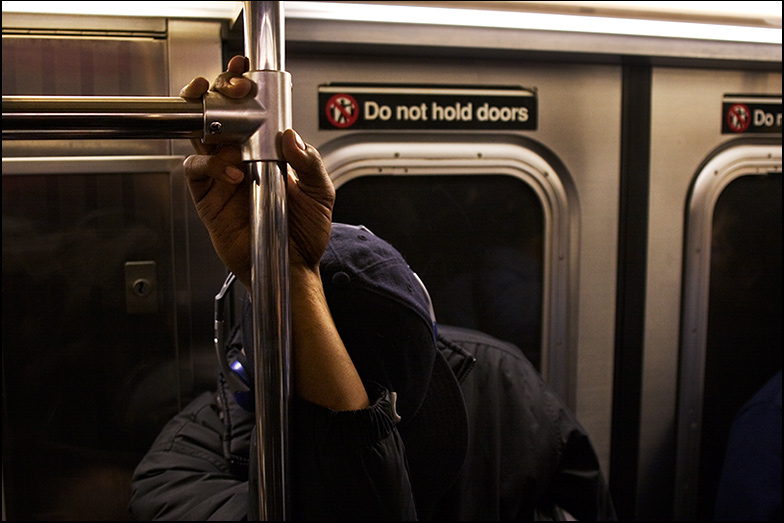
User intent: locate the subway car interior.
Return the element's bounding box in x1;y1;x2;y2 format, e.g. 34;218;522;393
2;1;781;520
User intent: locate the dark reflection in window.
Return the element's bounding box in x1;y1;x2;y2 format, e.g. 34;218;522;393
2;172;179;520
334;174;545;368
698;172;782;519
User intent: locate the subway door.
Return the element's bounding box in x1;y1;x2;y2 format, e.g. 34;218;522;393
1;15;224;521
287;52;623;479
639;67;781;520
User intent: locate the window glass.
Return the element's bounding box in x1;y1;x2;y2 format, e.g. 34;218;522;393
698;172;782;518
334;174;545;368
2;171;178;520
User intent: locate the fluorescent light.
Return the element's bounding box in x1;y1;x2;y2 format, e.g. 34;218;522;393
2;1;781;44
0;1;242;19
285;2;782;44
559;1;781;24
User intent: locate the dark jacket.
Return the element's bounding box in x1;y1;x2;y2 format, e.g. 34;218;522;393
714;370;781;521
129;324;615;520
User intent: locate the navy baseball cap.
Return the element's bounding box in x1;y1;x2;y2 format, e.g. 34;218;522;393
241;223;468;502
320;223;468;503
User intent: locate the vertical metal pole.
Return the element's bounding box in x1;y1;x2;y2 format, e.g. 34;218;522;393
244;1;291;520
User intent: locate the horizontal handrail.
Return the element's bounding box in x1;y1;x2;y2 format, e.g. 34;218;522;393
2;96;204;140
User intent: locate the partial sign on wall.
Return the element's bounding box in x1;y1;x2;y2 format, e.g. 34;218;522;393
722;94;782;134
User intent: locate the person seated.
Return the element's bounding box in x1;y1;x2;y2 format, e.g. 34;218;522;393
129;56;616;521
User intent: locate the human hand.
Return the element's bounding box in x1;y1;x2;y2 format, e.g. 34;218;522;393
180;56;334;290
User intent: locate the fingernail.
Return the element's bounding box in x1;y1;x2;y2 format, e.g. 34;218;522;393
225;165;244;181
229;77;243;86
293;131;307;152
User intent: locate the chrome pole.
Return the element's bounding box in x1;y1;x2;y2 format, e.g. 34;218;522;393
242;2;292;521
1;96;203;140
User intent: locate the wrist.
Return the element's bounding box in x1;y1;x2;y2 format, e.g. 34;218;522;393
240;264;319;297
289;263;323;291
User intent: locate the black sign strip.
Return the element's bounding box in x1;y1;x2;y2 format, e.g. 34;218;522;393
318;84;538;131
721;93;782;134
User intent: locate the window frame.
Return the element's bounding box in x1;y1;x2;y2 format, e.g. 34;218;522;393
675;141;782;519
320;133;579;405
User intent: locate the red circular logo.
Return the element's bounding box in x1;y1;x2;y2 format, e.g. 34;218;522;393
325;93;359;128
726;103;751;133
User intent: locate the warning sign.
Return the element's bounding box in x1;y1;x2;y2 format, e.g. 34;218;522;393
722;94;781;134
325;93;360;128
319;84;537;131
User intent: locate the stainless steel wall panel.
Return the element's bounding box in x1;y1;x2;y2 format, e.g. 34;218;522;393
2;34;170;157
639;66;782;520
285;52;622;477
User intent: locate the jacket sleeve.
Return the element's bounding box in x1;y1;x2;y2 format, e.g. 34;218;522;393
128;390;250;521
542;399;617;521
436;325;616;521
285;383;417;521
129;382;416;521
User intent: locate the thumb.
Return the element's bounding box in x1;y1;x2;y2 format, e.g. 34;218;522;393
280;130;328;187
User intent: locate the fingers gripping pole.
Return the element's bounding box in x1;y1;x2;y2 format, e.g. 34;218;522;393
243;2;293;521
